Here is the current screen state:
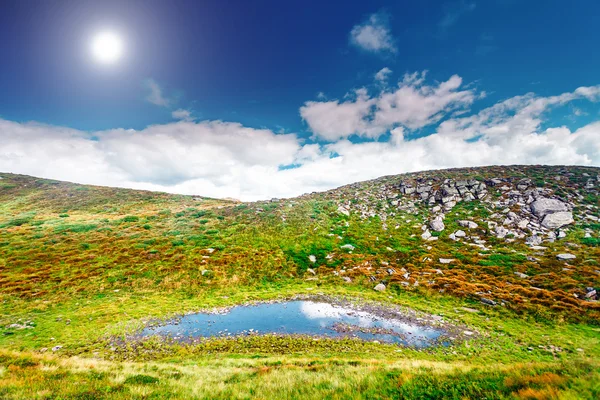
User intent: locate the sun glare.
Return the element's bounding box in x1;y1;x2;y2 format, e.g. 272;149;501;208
91;31;123;64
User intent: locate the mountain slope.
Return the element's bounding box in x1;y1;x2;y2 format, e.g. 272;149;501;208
0;166;599;399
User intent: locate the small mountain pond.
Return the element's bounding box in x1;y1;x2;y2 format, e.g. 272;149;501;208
140;300;453;347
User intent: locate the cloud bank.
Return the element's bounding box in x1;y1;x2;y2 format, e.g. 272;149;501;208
1;75;599;201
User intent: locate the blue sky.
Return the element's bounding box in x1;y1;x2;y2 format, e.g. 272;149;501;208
0;0;599;200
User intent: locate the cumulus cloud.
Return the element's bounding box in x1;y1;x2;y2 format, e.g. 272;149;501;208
300;71;477;141
171;109;195;121
349;12;396;54
1;83;600;201
375;67;392;82
144;79;170;107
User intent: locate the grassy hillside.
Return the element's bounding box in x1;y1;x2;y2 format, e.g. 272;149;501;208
0;166;599;399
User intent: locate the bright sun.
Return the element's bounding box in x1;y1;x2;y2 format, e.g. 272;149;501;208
91;32;123;64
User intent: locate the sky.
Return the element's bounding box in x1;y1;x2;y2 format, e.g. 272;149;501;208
0;0;599;200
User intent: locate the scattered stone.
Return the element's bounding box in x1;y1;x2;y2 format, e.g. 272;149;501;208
374;283;386;292
514;272;529;279
526;235;543;246
337;206;350;216
340;244;355;251
421;230;432;240
480;297;497;306
439;258;455;264
308;255;316;263
429;217;445;232
51;346;63;352
458;220;478;229
454;230;466;238
556;253;576;261
307;268;316;275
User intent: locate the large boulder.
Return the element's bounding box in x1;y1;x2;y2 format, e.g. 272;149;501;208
541;211;574;229
530;197;568;218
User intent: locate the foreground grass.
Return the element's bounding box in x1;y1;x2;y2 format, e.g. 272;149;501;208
1;350;598;399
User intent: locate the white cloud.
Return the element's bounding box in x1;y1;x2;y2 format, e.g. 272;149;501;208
1;84;600;201
300;71;477;141
349;12;396;54
172;109;194;121
144;79;170;107
375;67;392;82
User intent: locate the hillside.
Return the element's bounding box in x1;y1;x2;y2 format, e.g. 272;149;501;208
0;165;599;399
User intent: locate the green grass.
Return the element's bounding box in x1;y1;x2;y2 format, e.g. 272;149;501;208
0;167;599;399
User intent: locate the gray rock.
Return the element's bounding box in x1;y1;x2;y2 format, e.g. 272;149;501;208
340;244;355;251
416;185;432;194
526;235;543;246
374;283;386;292
337;206;350;216
556;253;576;261
530;197;568;218
442;185;459;196
421;230;432;240
541;211;574;229
454;230;466;238
480;297;497;306
429;218;445;232
308;255;316;263
514;272;529;279
458;220;478;229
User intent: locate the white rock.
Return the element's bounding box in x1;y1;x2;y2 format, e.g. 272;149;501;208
429;218;445;232
458;220;478;229
541;211;574;229
439;258;455;264
337;206;350;216
531;197;568;218
374;283;386;292
340;244;355;251
556;253;576;261
455;230;466;238
421;230;432;240
308;255;317;263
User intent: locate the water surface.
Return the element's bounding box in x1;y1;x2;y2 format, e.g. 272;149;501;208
141;301;446;347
